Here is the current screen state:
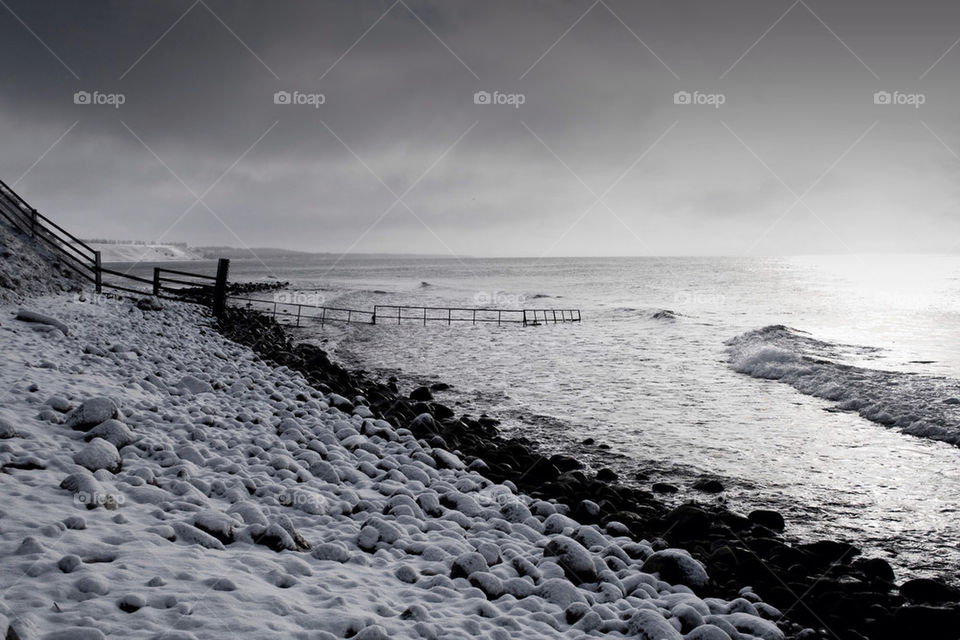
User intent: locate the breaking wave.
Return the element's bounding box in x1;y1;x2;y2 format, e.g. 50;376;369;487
727;325;960;445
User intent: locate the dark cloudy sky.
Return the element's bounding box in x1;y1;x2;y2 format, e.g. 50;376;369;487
2;1;960;256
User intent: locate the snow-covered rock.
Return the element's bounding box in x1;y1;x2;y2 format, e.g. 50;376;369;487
15;309;69;334
0;294;790;639
642;549;710;589
73;438;122;473
65;397;118;431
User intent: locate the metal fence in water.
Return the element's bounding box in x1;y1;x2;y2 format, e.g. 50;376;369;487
228;297;582;327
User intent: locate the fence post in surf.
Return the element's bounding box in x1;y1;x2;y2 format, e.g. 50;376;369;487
473;309;477;325
212;258;229;317
448;309;451;325
94;251;102;294
522;310;527;326
296;305;302;328
152;268;161;296
497;310;501;326
423;307;427;326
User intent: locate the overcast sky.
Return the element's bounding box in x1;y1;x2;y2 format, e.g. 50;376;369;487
2;0;960;256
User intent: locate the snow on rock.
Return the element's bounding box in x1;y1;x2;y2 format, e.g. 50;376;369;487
0;293;790;638
0;417;20;438
64;397;119;431
83;418;136;449
642;549;710;589
544;535;599;583
73;438;122;473
15;309;70;334
724;612;785;640
176;374;214;395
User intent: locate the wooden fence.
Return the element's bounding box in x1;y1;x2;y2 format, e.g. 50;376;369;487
0;178;230;314
1;178;582;328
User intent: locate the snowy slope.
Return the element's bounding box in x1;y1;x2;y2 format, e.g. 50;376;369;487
0;295;789;640
88;243;202;263
0;219;80;304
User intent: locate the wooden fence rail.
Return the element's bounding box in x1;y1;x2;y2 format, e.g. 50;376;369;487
1;178;582;328
0;178;230;314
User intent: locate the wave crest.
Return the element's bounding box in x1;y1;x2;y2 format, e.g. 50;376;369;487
727;325;960;445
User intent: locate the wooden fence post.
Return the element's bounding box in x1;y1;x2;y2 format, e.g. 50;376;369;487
152;268;161;296
94;251;102;294
212;258;230;317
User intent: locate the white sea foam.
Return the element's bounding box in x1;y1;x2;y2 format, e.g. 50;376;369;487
728;325;960;445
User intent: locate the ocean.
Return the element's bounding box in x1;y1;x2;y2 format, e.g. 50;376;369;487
129;253;960;583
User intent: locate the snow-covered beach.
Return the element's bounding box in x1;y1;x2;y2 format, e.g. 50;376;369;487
1;293;796;639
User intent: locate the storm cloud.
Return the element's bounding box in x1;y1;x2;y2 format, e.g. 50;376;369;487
2;0;959;256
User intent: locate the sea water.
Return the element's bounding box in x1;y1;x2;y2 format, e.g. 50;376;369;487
134;253;960;582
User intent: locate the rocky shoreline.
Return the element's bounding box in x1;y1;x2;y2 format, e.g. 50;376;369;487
216;306;960;640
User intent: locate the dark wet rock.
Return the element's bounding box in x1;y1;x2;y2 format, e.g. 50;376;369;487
894;605;960;639
900;578;960;604
651;482;679;494
692;477;724;493
799;540;861;564
854;557;896;584
748;509;785;532
663;504;711;539
409;386;433;401
549;454;583;473
430;403;455;421
595;468;618;483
